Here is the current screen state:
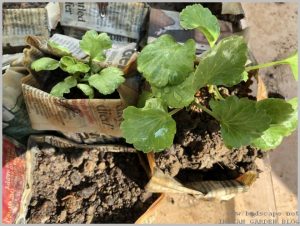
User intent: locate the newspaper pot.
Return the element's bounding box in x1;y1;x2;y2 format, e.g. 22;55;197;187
2;3;50;54
14;135;163;224
129;72;268;224
133;3;270;221
21;35;140;139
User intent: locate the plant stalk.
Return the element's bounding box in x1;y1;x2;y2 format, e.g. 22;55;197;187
193;101;218;119
245;60;286;72
169;108;182;116
213;85;224;100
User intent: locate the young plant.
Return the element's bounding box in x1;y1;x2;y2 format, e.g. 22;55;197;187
121;4;298;153
31;30;125;98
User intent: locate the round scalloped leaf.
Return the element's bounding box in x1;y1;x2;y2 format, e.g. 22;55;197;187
120;106;176;153
180;4;220;47
50;76;77;98
252;98;298;151
137;34;196;88
194;35;248;89
77;83;94;99
59;56;90;74
143;98;168;112
209;96;271;148
31;57;59;72
47;40;71;56
256;98;294;124
152;73;196;108
88;67;125;95
79;30;112;62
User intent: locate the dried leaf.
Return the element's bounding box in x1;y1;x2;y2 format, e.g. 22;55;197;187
256;75;268;100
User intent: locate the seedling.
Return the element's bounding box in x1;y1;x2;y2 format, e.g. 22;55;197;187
31;30;125;98
121;4;298;152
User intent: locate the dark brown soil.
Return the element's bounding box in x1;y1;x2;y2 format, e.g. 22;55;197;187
64;86;121;100
155;85;264;183
26;144;157;223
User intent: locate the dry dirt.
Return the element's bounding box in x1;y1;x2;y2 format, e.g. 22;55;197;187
155;109;263;180
26;144;157;223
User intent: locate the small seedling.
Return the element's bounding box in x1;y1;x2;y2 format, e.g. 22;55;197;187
31;30;125;98
121;4;298;152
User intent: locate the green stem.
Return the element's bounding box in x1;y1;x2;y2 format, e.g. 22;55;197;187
245;60;285;72
213;85;224;100
169;108;182;116
193;101;218;119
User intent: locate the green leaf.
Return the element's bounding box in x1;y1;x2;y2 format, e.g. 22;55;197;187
137;91;154;108
152;73;196;108
31;57;59;72
279;52;298;81
256;98;294;124
143;98;168;112
120;106;176;152
137;34;196;87
194;35;248;89
59;56;90;74
88;67;125;95
252;98;298;151
77;83;94;99
241;71;249;82
79;30;112;62
286;98;298;130
50;76;77;98
209;96;271;148
180;4;220;47
251;125;287;151
47;40;71;56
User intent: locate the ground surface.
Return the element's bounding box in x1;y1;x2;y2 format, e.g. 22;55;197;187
151;3;298;223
